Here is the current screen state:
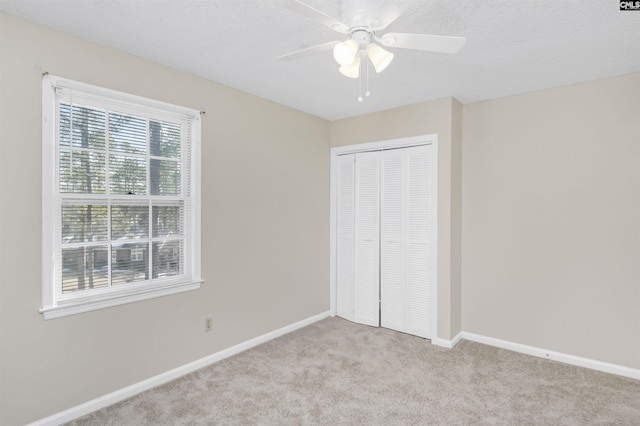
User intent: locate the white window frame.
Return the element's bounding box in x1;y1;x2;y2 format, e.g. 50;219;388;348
41;75;202;320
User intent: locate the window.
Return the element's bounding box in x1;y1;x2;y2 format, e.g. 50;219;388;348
41;75;201;319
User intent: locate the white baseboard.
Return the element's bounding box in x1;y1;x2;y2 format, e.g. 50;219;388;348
29;311;332;426
461;331;640;381
432;331;463;349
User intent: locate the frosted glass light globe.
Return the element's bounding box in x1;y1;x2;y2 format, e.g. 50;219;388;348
333;39;359;66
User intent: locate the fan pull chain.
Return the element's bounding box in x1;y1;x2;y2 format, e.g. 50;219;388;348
356;55;371;103
365;59;371;98
358;56;363;102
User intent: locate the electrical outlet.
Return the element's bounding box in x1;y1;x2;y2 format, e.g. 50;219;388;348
204;317;213;332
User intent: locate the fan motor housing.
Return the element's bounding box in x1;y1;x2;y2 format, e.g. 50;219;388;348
351;28;372;47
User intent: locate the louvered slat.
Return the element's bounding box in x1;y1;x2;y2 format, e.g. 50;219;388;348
354;152;380;327
380;149;405;332
405;145;433;338
336;155;355;321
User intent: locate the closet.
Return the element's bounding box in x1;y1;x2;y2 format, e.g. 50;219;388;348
335;143;434;339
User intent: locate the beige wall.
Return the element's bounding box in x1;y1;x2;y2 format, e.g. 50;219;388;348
0;13;330;425
2;9;638;426
450;99;463;335
330;97;463;341
462;73;640;369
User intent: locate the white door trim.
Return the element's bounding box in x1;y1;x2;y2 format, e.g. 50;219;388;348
329;134;439;342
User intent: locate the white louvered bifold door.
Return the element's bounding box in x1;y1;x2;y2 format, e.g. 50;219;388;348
353;151;380;327
336;154;356;321
380;149;405;333
380;145;433;338
404;145;433;339
335;144;433;338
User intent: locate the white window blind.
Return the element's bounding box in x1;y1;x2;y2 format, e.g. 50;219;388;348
41;75;202;319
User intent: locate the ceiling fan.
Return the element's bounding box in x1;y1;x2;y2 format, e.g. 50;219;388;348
278;0;466;79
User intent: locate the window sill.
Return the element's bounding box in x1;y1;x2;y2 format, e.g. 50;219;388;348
40;279;203;320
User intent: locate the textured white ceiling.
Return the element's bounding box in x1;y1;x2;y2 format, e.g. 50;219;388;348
1;0;638;120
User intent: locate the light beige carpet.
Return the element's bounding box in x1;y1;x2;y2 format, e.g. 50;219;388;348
69;317;640;425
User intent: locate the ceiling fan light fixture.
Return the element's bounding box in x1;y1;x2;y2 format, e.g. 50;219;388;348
339;55;361;79
333;38;359;66
368;43;394;73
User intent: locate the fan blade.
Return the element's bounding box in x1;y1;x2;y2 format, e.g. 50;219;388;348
379;33;466;54
366;0;406;31
277;41;339;61
286;0;349;34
